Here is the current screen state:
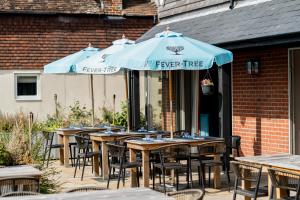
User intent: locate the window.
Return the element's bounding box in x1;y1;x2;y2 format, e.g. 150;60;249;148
15;74;41;101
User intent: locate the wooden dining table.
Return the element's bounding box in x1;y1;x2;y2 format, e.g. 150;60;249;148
126;136;224;188
0;165;42;179
56;127;111;167
236;154;300;200
89;131;168;179
4;187;174;200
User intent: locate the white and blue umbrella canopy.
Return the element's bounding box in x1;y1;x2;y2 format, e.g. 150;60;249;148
105;30;233;70
44;46;100;74
75;37;135;74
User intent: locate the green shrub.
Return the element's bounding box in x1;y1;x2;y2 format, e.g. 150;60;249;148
68;101;92;126
0;143;12;166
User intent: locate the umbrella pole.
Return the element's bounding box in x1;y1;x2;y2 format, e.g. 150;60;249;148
169;71;174;138
125;70;130;133
90;74;95;127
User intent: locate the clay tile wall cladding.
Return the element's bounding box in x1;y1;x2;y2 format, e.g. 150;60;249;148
0;14;154;70
232;46;289;156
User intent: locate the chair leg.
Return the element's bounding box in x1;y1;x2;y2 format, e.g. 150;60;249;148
107;165;112;189
46;146;52;167
81;155;87;181
208;166;211;187
176;169;179;191
122;169;126;187
189;161;193;188
226;168;231;191
152;166;155;189
162;168;166;194
136;167;140;187
74;155;80;178
69;145;73;167
199;165;205;192
117;167;122;189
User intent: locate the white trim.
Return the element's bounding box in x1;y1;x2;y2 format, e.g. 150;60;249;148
14;73;42;101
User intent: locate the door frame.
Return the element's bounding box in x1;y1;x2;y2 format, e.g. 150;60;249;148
288;47;300;154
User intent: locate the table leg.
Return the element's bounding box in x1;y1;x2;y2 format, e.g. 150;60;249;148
242;168;251;200
129;148;137;187
213;154;221;189
58;134;64;165
92;140;100;177
63;135;70;167
277;175;288;198
102;142;109;180
142;150;150;187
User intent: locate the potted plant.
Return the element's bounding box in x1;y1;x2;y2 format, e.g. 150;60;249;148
201;78;214;95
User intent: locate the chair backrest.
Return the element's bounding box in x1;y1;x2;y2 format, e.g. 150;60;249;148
268;168;300;197
155;144;190;164
0;177;40;196
107;143;126;163
74;135;90;150
65;186;106;193
1;191;40;197
226;136;241;155
231;161;262;185
42;131;55;145
167;189;204;200
197;141;226;157
173;130;189;138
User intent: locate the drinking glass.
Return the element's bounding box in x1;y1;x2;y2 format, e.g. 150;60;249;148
157;134;162;140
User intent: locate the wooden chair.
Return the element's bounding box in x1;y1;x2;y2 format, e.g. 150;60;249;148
0;177;39;196
268;168;300;200
225;135;241;157
65;186;106;193
106;143;141;189
74;135;99;181
195;141;230;190
42;131;64;167
152;143;191;193
231;161;268;200
1;191;40;197
168;189;204;200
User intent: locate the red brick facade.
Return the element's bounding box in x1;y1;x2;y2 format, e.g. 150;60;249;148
232;46;289;156
0;14;154;70
161;46;290;156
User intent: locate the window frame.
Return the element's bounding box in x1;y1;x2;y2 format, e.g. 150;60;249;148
14;73;41;101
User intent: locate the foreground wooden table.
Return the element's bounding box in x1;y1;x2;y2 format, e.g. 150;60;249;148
236;154;300;200
4;188;173;200
127;136;224;188
56;127;108;167
90;131;167;179
0;165;42;179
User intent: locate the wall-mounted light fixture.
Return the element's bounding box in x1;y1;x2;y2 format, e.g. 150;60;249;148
245;59;260;75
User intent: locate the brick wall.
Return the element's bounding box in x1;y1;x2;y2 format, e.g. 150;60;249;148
232;46;289;156
160;46;290;156
104;0;123;15
0;14;154;70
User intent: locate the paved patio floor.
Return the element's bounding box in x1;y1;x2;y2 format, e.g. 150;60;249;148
51;161;268;200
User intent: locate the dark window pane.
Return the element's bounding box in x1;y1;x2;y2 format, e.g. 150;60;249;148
17;76;37;96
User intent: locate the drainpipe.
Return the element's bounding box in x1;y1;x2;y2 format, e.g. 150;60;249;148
229;0;235;9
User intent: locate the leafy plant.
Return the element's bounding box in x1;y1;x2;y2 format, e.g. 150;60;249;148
0;143;13;166
36;164;61;194
0;112;15;133
68;101;92;126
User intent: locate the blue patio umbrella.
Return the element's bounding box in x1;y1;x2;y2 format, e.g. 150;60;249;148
74;36;135;131
44;44;100;126
105;29;233;137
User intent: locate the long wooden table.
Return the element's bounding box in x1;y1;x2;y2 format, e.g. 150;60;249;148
126;136;224;188
89;131;167;179
4;188;173;200
56;127;109;167
236;154;300;200
0;165;42;179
